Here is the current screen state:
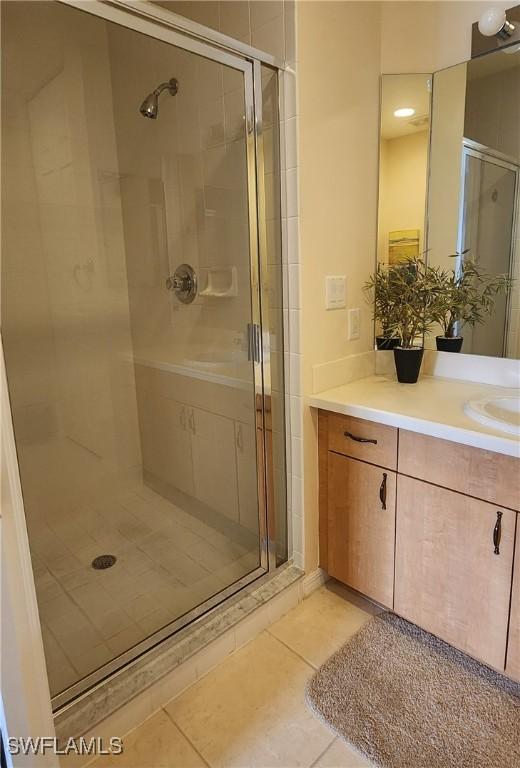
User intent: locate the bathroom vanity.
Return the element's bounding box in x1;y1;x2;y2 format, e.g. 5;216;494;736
312;376;520;681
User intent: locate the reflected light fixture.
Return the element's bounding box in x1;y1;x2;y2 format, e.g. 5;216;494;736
478;7;516;39
394;107;415;118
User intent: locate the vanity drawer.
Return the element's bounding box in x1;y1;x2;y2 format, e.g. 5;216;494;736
327;412;397;470
399;430;520;510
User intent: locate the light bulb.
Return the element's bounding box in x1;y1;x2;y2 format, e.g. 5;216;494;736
478;7;506;36
478;7;515;39
393;108;415;118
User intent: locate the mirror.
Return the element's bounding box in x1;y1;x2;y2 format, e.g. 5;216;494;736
427;50;520;358
377;74;431;271
377;49;520;360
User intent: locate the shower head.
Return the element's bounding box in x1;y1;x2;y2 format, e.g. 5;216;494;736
139;78;178;119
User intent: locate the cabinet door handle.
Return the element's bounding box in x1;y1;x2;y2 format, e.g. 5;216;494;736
189;409;196;435
379;472;387;510
344;430;377;445
493;511;503;555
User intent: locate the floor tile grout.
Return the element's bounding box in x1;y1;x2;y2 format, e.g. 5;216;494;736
308;736;338;768
162;705;212;768
265;627;319;671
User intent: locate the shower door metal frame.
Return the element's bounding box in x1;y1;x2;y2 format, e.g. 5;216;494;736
49;0;283;711
457;139;520;356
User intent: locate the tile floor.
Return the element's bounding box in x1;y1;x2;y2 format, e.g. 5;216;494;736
93;582;381;768
28;484;258;697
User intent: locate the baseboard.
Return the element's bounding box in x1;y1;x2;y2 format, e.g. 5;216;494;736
303;568;329;597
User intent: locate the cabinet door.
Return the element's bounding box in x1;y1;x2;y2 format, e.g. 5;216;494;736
506;520;520;682
328;452;395;607
140;396;194;496
395;475;515;670
191;407;239;522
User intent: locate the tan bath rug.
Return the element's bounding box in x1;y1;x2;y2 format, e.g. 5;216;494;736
306;612;520;768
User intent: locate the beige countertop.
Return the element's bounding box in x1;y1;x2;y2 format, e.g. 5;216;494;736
308;374;520;458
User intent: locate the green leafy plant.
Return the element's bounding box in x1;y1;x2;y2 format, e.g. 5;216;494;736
364;256;441;348
363;262;400;339
430;253;513;338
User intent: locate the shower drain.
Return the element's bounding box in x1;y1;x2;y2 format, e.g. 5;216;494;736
91;554;117;570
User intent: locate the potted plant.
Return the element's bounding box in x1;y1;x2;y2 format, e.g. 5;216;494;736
363;262;400;350
365;256;440;383
431;253;513;352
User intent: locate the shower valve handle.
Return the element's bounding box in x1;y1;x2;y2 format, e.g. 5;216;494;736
166;264;197;304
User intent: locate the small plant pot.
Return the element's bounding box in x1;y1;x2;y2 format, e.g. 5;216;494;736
376;336;400;351
436;335;463;353
393;346;424;384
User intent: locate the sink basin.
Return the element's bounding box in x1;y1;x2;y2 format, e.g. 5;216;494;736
464;395;520;436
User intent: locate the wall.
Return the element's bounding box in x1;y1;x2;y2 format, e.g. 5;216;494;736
380;1;512;73
1;351;56;767
152;0;287;60
298;1;382;572
1;1;143;525
297;0;514;575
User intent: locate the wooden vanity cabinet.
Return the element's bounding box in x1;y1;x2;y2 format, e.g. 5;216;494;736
328;452;395;607
394;476;516;670
319;408;520;678
319;411;397;607
506;524;520;682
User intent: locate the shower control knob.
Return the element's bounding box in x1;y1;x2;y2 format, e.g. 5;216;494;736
166;264;197;304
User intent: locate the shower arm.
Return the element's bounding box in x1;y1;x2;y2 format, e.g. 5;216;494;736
153;80;178;97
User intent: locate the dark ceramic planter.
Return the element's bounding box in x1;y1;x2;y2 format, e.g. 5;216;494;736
376;336;400;351
393;346;424;384
436;335;463;353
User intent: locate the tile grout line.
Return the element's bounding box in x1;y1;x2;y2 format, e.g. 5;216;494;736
264;627;319;671
162;706;212;768
309;737;338;768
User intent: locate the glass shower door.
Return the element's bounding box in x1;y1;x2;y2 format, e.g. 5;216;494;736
459;146;517;356
1;0;272;708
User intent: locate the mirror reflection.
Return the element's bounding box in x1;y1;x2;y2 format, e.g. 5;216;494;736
377;48;520;360
377;74;431;272
427;50;520;358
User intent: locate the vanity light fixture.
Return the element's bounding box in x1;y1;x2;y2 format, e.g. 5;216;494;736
394;107;415;118
478;7;516;39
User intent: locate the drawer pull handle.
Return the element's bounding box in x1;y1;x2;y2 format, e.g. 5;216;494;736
379;473;387;510
493;511;503;555
344;430;377;445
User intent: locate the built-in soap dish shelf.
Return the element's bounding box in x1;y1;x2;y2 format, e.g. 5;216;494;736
199;266;238;298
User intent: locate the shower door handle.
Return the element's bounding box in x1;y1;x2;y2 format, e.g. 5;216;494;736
247;323;261;363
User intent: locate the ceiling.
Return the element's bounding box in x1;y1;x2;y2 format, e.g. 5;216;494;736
380;74;431;140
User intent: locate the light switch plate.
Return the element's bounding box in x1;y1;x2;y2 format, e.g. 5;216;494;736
325;276;346;310
348;307;360;340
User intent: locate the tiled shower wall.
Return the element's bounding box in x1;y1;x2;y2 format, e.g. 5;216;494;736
1;3;144;523
3;0;303;580
152;1;303;569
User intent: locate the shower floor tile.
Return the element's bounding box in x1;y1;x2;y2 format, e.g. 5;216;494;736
31;485;259;699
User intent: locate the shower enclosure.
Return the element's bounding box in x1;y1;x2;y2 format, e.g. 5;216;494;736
457;141;519;357
1;0;287;709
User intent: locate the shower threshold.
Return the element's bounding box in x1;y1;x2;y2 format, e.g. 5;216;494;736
54;564;303;740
